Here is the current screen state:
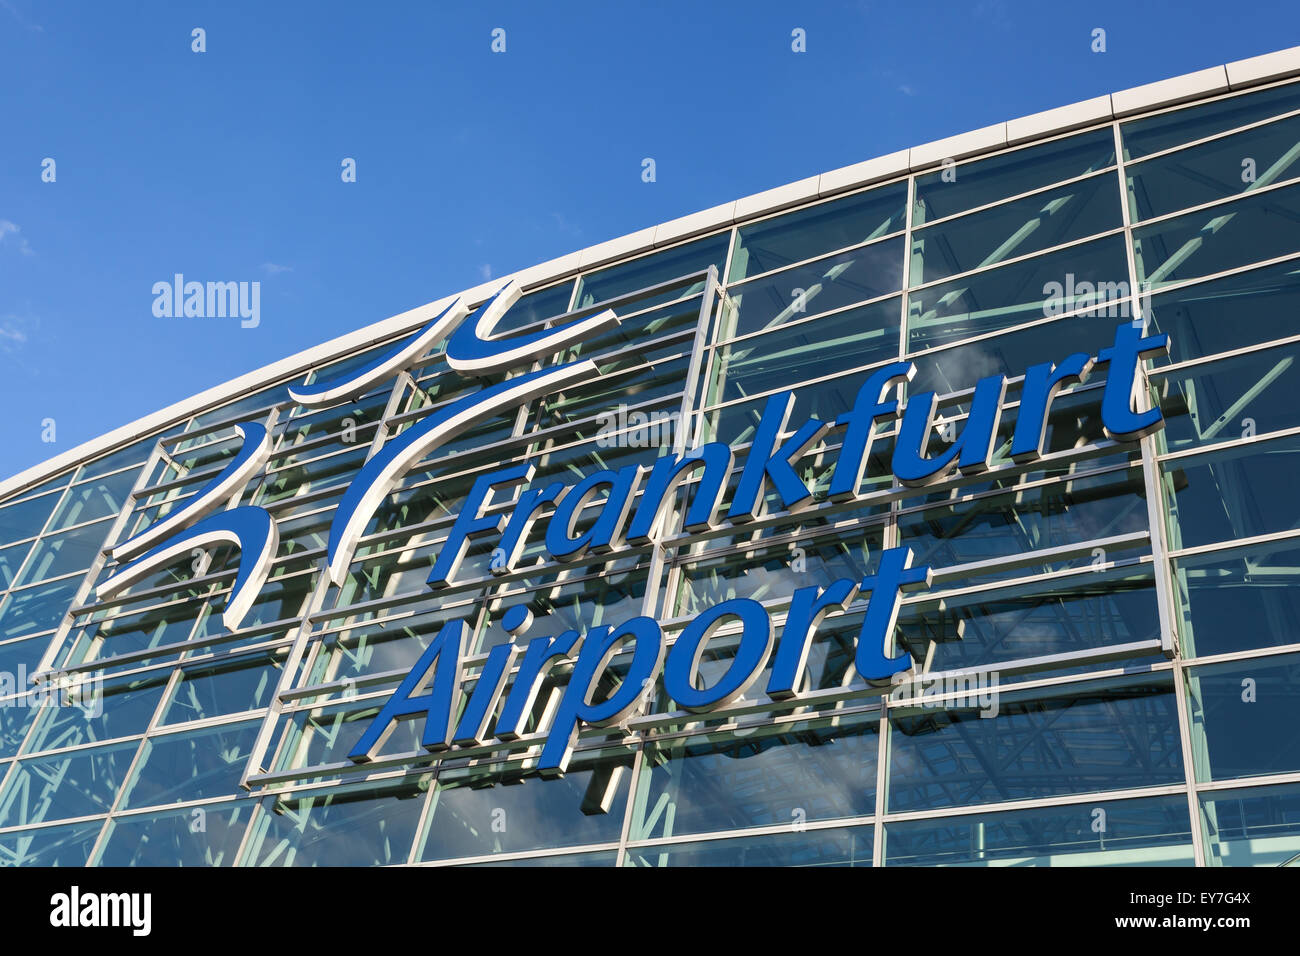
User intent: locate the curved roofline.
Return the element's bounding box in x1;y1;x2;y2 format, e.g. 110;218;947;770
5;44;1300;502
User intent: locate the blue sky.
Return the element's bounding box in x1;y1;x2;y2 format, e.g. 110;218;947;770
1;0;1297;480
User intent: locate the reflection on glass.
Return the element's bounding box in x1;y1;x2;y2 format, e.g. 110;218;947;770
1173;539;1300;657
1200;782;1300;866
627;823;873;866
884;794;1193;866
1185;652;1300;782
889;677;1183;812
633;714;877;840
418;749;632;861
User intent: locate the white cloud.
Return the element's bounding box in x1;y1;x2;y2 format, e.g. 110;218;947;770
0;317;30;352
0;220;34;256
261;262;293;275
0;0;43;32
479;263;493;280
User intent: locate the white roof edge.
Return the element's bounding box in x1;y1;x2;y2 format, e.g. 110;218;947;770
5;44;1300;502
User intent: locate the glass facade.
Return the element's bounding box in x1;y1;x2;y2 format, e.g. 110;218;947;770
2;73;1300;869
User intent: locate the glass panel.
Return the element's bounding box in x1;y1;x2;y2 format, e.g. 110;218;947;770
118;720;260;809
888;676;1183;812
914;128;1116;224
0;819;103;867
907;236;1130;352
1163;431;1300;551
493;280;575;335
159;651;283;725
632;713;878;840
729;183;907;281
12;517;112;588
0;540;32;590
0;703;37;761
573;234;729;310
1185;652;1300;782
243;779;429;866
723;238;904;341
898;466;1149;569
94;801;256;866
675;526;884;617
708;297;900;407
626;824;873;867
24;670;168;754
0;576;81;641
1200;782;1300;866
0;738;140;826
1147;258;1300;368
0;489;62;545
1154;339;1300;454
465;850;618;866
884;795;1194;866
417;748;632;861
912;173;1122;286
1133;181;1300;290
75;436;156;483
48;468;137;532
1122;80;1300;161
1128;112;1300;222
1173;538;1300;658
901;567;1160;674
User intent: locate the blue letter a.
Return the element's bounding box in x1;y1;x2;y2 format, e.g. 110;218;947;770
348;620;468;762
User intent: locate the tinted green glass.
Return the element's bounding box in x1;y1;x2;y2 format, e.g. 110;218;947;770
24;670;168;755
888;677;1183;812
118;720;260;809
0;540;32;589
708;297;901;407
1128;112;1300;222
47;469;138;532
632;713;877;839
1187;653;1300;782
418;749;632;861
627;824;873;866
724;237;904;340
1146;258;1300;367
1133;181;1300;289
914;128;1116;225
1200;783;1300;866
1174;539;1300;658
95;801;255;866
730;182;907;281
884;795;1194;866
1122;80;1300;161
907;236;1129;351
494;279;575;334
0;489;62;545
899;467;1148;570
0;576;81;641
244;780;429;866
1153;339;1300;453
159;651;283;725
12;518;113;588
0;819;103;867
901;568;1159;674
573;233;729;310
912;173;1122;286
0;738;140;826
1163;431;1300;551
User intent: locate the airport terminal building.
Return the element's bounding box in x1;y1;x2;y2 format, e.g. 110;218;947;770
3;48;1300;867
